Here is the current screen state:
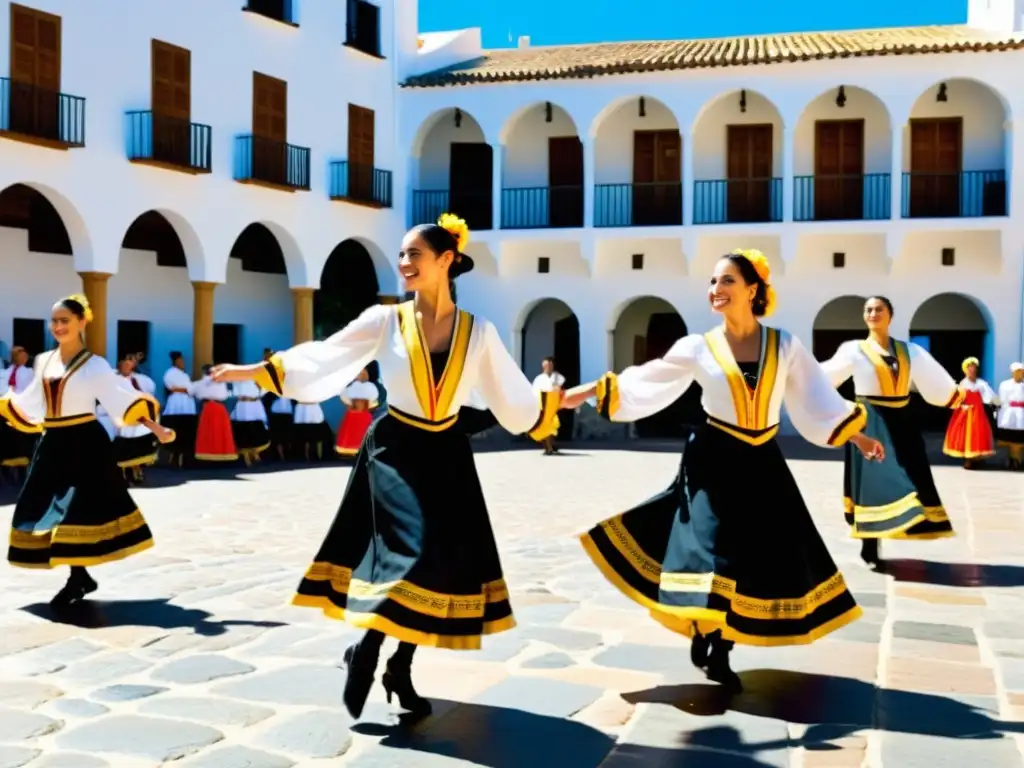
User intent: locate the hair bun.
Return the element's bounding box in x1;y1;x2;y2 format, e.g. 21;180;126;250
437;213;470;252
731;248;772;285
65;293;95;322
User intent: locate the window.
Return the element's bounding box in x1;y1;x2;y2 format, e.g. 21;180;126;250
631;253;644;270
12;317;46;358
243;0;294;25
346;0;381;57
538;257;550;274
832;252;845;268
941;247;955;266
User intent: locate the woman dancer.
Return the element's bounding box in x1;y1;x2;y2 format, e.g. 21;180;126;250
230;379;270;465
820;296;963;567
293;399;334;461
193;365;238;463
211;215;559;719
335;368;379;457
561;250;883;690
997;363;1024;469
943;357;997;468
112;356;160;485
161;352;198;468
0;294;174;606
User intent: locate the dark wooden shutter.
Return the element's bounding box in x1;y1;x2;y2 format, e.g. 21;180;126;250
347;104;375;200
9;5;61;140
151;41;191;165
548;136;583;227
252;73;287;184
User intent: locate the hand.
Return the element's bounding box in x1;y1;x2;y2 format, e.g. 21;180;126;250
851;433;885;461
210;363;255;383
155;427;177;445
560;385;594;411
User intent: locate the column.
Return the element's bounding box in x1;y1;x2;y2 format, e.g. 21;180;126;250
491;144;504;231
682;129;694;226
78;271;111;359
781;126;794;222
890;126;903;221
191;281;216;379
291;287;315;345
582;137;595;228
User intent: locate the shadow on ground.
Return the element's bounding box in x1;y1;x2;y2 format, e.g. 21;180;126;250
20;598;284;635
879;558;1024;588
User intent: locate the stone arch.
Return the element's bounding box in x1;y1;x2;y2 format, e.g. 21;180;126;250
315;239;382;339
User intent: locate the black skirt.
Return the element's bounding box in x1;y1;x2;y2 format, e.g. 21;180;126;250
997;427;1024;446
268;412;294;449
113;432;159;469
293;408;514;649
580;421;861;647
293;421;335;458
8;419;154;569
161;414;197;462
0;420;37;468
843;399;954;540
232;420;270;459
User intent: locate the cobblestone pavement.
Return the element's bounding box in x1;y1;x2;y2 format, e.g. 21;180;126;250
2;441;1024;767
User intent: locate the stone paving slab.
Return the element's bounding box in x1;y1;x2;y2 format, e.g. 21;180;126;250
2;444;1024;766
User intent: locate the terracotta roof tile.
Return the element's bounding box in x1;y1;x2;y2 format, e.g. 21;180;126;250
403;25;1024;88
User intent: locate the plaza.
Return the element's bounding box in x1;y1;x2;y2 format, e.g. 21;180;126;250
1;442;1023;767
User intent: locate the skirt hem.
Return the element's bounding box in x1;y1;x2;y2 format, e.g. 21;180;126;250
9;538;154;569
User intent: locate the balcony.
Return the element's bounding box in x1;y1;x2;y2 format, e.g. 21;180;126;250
126;111;212;174
410;190;449;228
329;161;392;208
501;186;583;229
0;78;84;149
693;178;783;225
793;174;890;222
594;183;683;228
242;0;297;26
900;170;1006;219
234;135;310;191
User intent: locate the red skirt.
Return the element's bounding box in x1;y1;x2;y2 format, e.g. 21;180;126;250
195;401;239;461
336;410;373;456
943;390;995;459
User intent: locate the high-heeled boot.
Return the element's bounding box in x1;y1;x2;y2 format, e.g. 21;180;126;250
342;631;383;719
382;642;432;716
860;538;881;567
690;628;710;669
704;632;742;692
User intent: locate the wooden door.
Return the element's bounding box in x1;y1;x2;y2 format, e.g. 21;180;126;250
727;125;773;222
548;136;583;227
636;313;690;438
151;40;191;166
814;120;864;220
909;118;962;217
553;314;580;440
632;130;682;225
9;4;61;140
347;104;375;202
449;142;493;230
252;72;288;184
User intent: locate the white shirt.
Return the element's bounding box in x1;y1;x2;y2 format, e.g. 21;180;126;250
997;378;1024;431
533;371;566;392
2;364;34;395
163;367;197;416
231;380;268;423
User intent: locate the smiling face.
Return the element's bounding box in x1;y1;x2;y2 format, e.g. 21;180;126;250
49;305;86;345
1014;369;1024;383
863;297;891;332
117;359;134;376
966;363;979;380
708;258;757;318
399;231;453;294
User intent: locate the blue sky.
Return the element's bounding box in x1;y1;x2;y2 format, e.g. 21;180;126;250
418;0;967;48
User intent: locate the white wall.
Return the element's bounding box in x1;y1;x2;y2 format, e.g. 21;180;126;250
416;110;486;189
592;97;677;185
792;87;892;177
503;104;579;189
692;90;783;179
904;80;1007;173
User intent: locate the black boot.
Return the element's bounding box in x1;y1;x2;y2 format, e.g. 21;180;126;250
382;642;431;716
342;630;383;719
704;632;742;692
860;538;881;567
690;628;710;669
50;567;98;609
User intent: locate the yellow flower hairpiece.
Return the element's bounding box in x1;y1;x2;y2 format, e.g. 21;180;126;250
438;213;470;253
962;356;979;374
731;248;776;317
65;293;94;323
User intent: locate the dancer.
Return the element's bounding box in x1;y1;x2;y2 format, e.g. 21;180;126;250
943;357;997;468
0;294;174;606
211;214;559;719
161;351;198;467
533;357;565;455
193;365;239;462
561;250;883;690
230;379;270;465
997;362;1024;469
112;356;160;485
335;368;379;457
293;399;334;462
0;346;37;477
820;296;963;567
261;348;294;461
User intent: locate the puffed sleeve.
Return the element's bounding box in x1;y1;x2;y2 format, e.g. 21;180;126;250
979;379;998;405
595;335;699;423
907;343;963;408
90;359;161;427
0;358;45;433
783;333;866;448
255;304;389;403
474;321;560;441
818;341;857;389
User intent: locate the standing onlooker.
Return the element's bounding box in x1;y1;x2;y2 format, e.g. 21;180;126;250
532;356;565;455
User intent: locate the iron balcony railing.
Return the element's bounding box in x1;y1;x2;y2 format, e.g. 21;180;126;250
901;170;1007;218
126;111;212;172
501;185;584;229
793;173;891;222
329;161;392;207
594;182;683;227
234;135;310;190
0;77;85;147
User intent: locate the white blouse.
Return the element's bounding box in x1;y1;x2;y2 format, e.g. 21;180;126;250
163;367;197;416
997;379;1024;430
596;325;866;448
960;377;997;404
821;339;962;408
342;380;380;407
257;302;558;439
231;380;268;423
0;350;160;434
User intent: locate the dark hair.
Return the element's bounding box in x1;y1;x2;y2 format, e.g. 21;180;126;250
170;351;183;362
407;224;475;302
543;356;555;365
724;254;769;317
865;295;894;317
59;297;88;320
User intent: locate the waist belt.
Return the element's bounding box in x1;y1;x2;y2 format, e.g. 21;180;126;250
861;395;910;409
1010;402;1024;408
388;406;457;433
168;388;190;394
44;414;97;429
706;416;778;446
237;397;259;402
